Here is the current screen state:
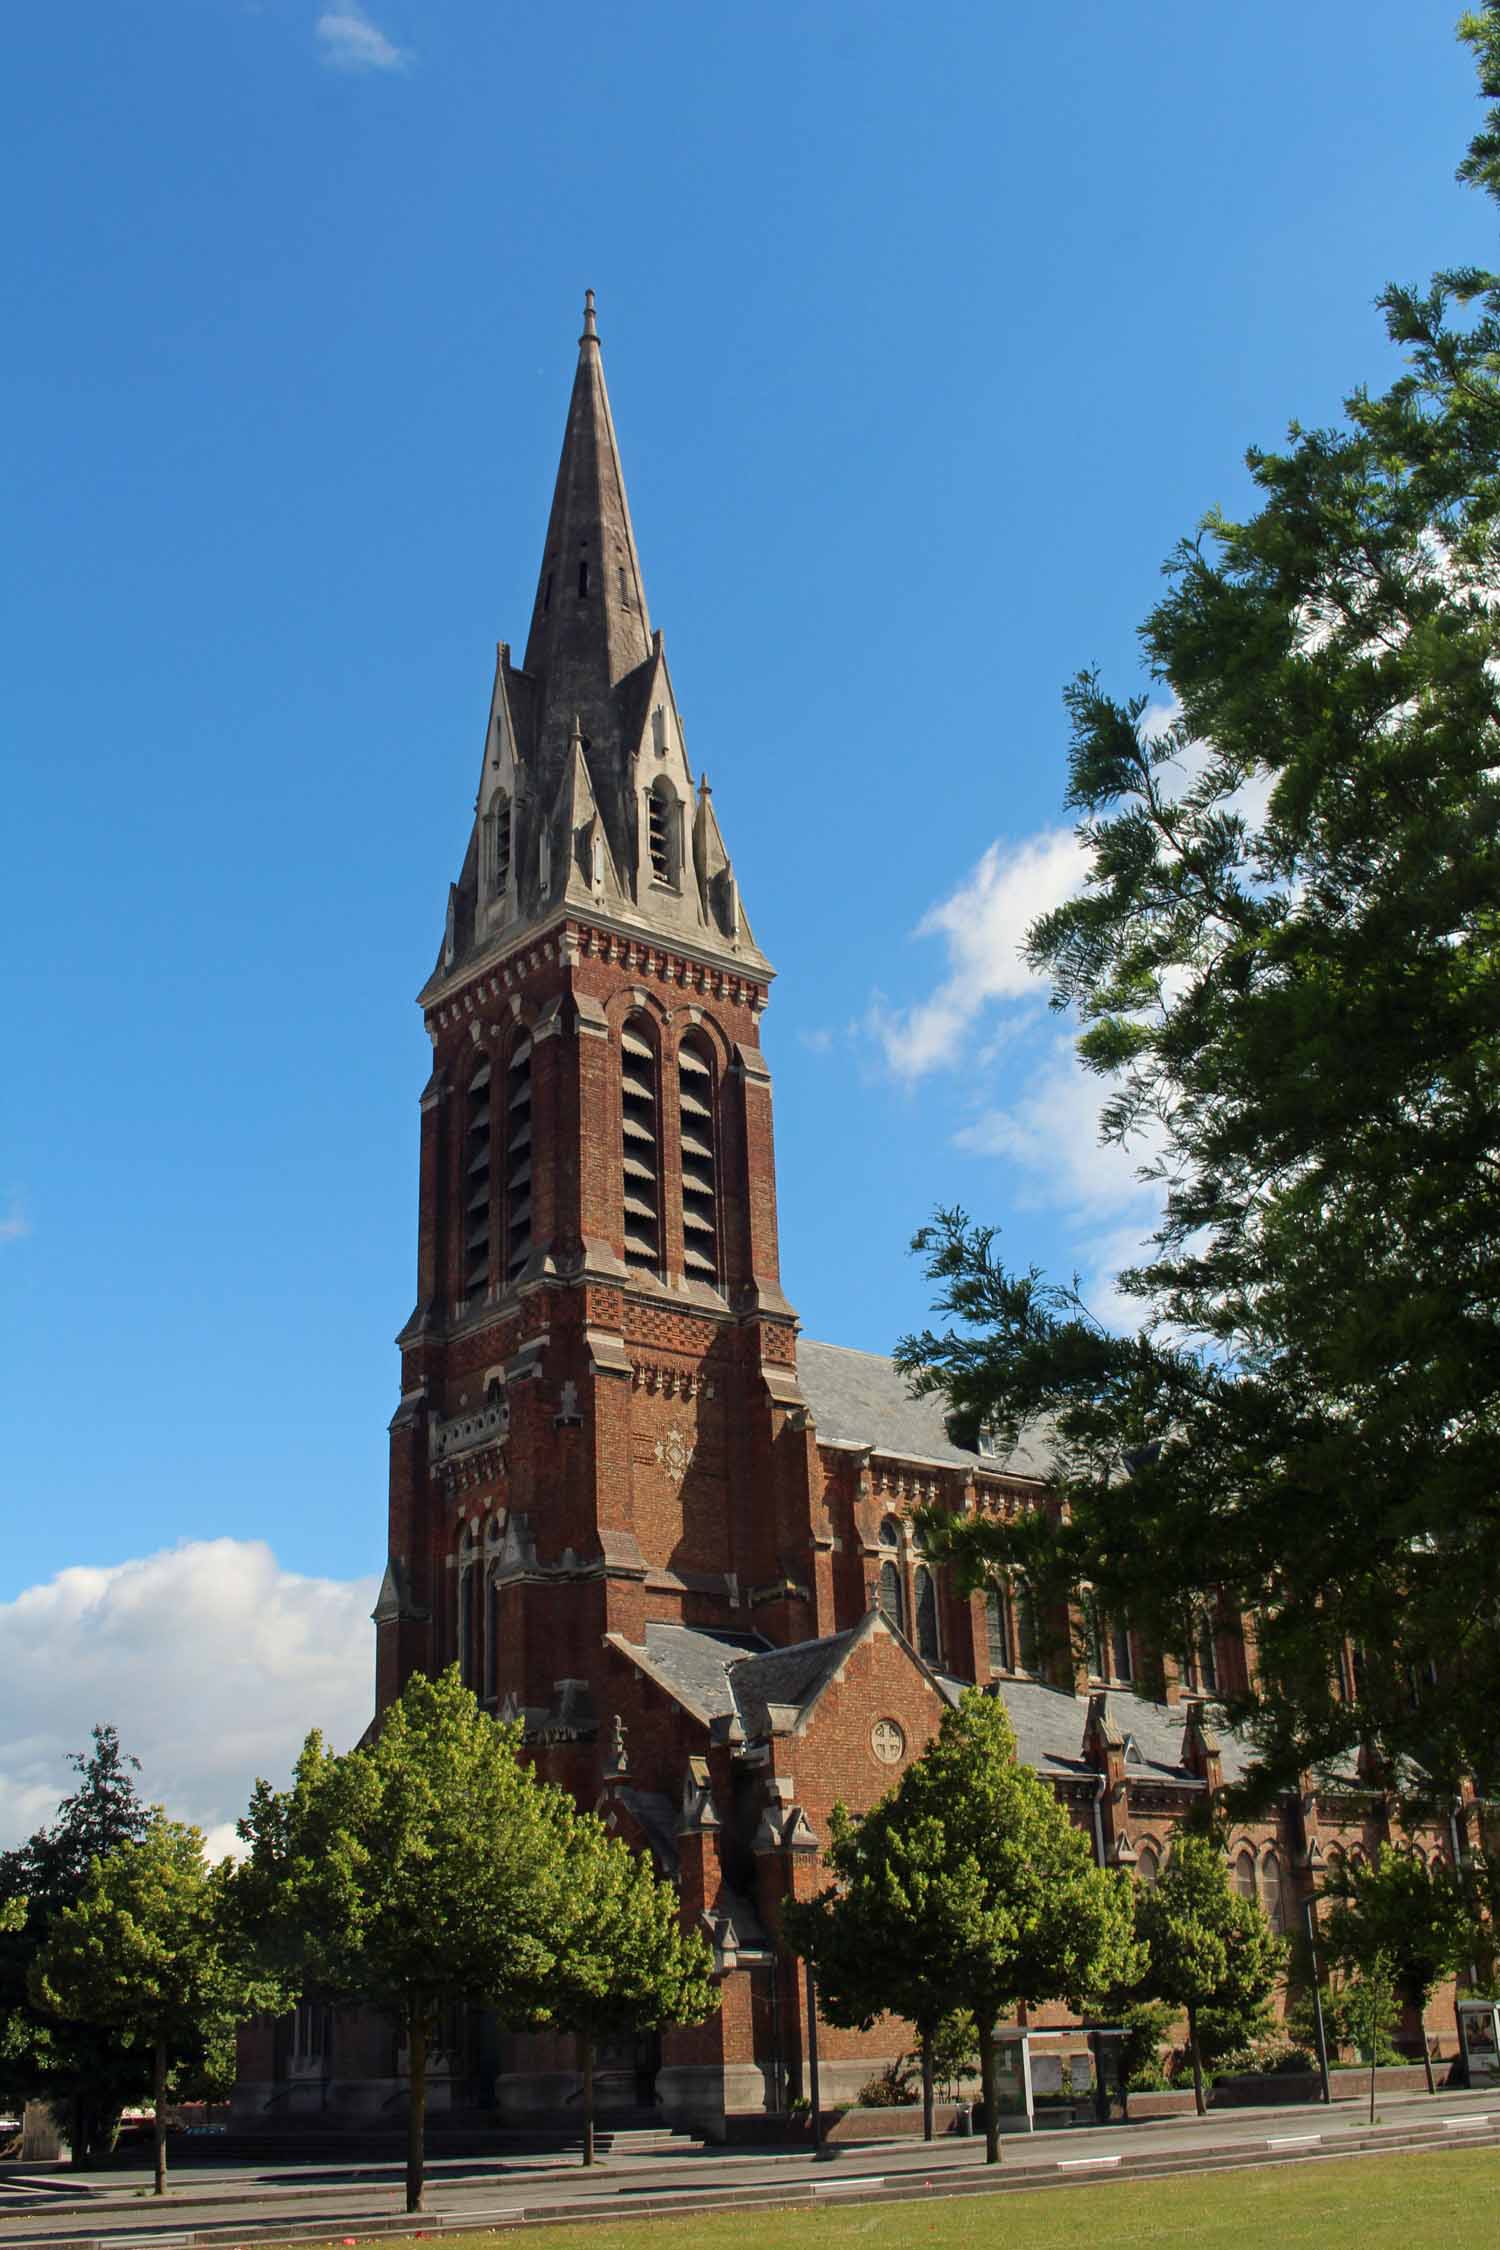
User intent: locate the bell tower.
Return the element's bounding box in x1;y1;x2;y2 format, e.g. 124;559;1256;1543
375;295;817;1745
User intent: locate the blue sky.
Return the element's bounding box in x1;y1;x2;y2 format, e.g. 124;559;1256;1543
0;3;1490;1833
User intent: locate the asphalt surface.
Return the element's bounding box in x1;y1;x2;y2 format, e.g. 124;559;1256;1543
2;2087;1498;2244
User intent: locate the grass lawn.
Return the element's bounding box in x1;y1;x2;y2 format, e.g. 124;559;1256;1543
308;2146;1500;2250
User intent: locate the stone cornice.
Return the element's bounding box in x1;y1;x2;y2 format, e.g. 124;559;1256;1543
421;907;774;1029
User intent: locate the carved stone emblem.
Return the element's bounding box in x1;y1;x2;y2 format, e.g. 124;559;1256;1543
871;1718;906;1765
654;1426;694;1481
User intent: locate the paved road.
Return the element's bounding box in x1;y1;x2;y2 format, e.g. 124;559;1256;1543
3;2088;1498;2245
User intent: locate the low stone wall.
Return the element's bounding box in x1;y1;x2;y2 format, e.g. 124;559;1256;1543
1127;2061;1451;2119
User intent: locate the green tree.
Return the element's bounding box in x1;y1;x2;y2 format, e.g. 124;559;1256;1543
785;1800;987;2143
33;1816;287;2197
1320;1846;1471;2091
899;6;1500;1811
0;1727;152;2163
236;1667;565;2214
522;1804;716;2166
1132;1834;1285;2115
1343;1950;1403;2123
788;1692;1139;2165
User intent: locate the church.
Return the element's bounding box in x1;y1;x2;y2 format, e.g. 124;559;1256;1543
235;296;1471;2135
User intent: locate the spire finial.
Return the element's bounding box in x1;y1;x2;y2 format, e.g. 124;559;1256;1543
580;288;598;345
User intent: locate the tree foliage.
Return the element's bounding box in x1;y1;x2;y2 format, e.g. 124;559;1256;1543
520;1805;715;2165
0;1727;152;2162
900;8;1500;1809
1129;1834;1285;2114
33;1815;287;2195
237;1669;713;2202
785;1692;1140;2163
1319;1844;1472;2087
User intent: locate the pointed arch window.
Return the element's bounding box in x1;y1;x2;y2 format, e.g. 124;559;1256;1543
914;1565;940;1664
1260;1850;1286;1933
1083;1591;1107;1680
878;1558;906;1634
457;1528;478;1687
1136;1843;1160;1890
1015;1581;1040;1675
462;1063;492;1300
1110;1620;1134;1684
503;1034;532;1286
984;1589;1012;1674
678;1033;719;1285
1235;1848;1257;1903
621;1018;661;1275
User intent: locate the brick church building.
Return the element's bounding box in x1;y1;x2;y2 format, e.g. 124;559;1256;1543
236;296;1475;2134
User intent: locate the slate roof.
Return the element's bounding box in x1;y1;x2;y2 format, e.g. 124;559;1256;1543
798;1337;1056;1480
994;1676;1254;1785
728;1633;861;1738
630;1621;864;1736
617;1621;1260;1787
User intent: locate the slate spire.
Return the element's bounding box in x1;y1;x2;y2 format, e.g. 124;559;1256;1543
521;290;653;786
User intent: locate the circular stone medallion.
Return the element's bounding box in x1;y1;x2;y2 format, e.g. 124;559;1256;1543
871;1717;906;1765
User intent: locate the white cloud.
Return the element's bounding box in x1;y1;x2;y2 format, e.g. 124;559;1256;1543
0;1200;27;1243
316;4;408;73
954;1036;1164;1215
798;1027;834;1055
867;827;1086;1080
0;1541;376;1855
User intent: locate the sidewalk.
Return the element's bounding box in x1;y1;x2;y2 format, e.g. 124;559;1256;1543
2;2085;1499;2246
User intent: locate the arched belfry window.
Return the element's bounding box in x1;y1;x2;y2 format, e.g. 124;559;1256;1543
648;781;678;886
878;1558;905;1634
914;1565;940;1664
678;1034;719;1284
503;1034;532;1286
462;1063;492;1300
621;1018;661;1275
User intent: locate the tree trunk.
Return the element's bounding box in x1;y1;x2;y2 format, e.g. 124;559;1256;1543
1187;2004;1206;2117
1420;2005;1435;2094
920;2030;935;2143
152;2038;167;2198
405;2010;428;2214
581;2032;596;2167
68;2092;86;2171
1369;2037;1377;2126
978;2019;1001;2166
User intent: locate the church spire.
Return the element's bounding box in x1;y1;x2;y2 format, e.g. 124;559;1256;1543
419;293;770;1004
521;291;653;775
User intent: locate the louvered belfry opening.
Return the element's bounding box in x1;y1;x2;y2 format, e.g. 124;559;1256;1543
621;1018;661;1274
648;785;670;882
462;1063;492;1299
677;1034;718;1284
503;1035;533;1285
494;797;512;891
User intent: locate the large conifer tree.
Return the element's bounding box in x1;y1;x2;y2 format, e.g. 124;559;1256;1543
902;7;1500;1810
